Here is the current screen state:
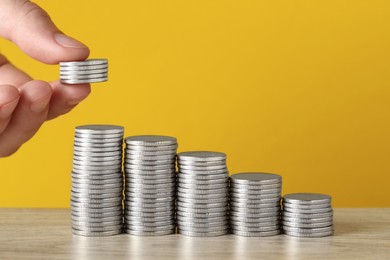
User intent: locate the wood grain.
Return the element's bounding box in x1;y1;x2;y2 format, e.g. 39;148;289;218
0;208;389;259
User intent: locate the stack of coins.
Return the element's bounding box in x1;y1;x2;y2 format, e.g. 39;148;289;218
124;135;178;236
229;173;282;237
282;193;334;237
60;59;108;84
177;151;229;237
71;125;124;237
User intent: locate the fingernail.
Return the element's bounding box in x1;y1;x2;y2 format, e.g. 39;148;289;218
54;32;88;48
30;96;51;113
66;100;80;107
0;99;19;119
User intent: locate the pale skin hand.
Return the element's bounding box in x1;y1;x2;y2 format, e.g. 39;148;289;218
0;0;91;157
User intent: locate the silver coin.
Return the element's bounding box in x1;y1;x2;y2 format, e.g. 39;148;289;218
71;215;122;223
178;229;228;237
74;140;122;148
230;192;280;200
177;206;227;214
231;229;280;237
177;201;228;209
124;159;176;166
230;219;280;228
71;196;122;204
178;224;228;233
71;192;122;200
124;210;174;218
283;193;331;205
126;144;178;152
125;168;174;175
177;220;228;228
230;206;280;214
62;73;109;80
61;64;108;71
72;223;123;232
72;229;122;237
125;196;175;203
125;186;176;194
230;214;280;222
283;230;334;237
71;205;122;213
72;177;123;185
282;221;333;228
125;224;176;232
73;137;123;144
72;182;123;189
177;197;227;204
72;171;123;179
230;187;281;195
71;200;122;208
73;145;122;153
124;228;175;236
75;125;123;134
72;165;122;172
178;169;228;175
124;219;174;227
176;210;227;218
61;68;108;75
125;201;174;209
125;135;177;146
72;159;122;167
282;225;334;234
177;159;226;166
73;155;123;162
75;131;123;138
71;210;122;218
125;191;175;199
61;59;108;67
178;178;227;185
73;150;122;157
124;215;173;223
231;224;280;232
229;211;280;218
125;205;175;213
230;182;282;190
125;149;176;156
283;207;333;214
230;197;281;204
126;154;177;161
125;177;175;185
229;201;280;209
177;192;228;200
178;165;227;171
176;215;227;224
72;219;123;227
177;187;227;195
62;77;108;84
282;201;331;210
124;163;175;171
125;183;175;190
178;183;228;190
282;216;333;224
177;151;226;162
230;172;282;185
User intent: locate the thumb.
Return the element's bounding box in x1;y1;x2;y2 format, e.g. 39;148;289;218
0;0;89;64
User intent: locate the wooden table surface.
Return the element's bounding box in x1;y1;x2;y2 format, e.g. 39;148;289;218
0;208;389;260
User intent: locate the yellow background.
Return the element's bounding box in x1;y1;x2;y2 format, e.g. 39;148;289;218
1;0;389;207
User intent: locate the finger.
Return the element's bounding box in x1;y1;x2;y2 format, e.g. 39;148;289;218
46;81;91;120
0;80;52;157
0;0;89;64
0;84;20;134
0;54;32;87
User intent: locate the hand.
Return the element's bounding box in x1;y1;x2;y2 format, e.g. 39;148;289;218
0;0;91;157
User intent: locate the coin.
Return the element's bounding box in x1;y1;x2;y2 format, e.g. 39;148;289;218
230;172;282;185
178;229;228;237
124;229;175;236
72;229;122;237
231;229;280;237
177;151;226;162
283;193;331;205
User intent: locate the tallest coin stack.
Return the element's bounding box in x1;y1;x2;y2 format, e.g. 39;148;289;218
70;125;124;237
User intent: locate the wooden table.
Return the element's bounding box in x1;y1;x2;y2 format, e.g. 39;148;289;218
0;208;389;259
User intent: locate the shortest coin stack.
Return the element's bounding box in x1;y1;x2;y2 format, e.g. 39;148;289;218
229;173;282;237
71;125;124;237
282;193;334;237
60;59;108;84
